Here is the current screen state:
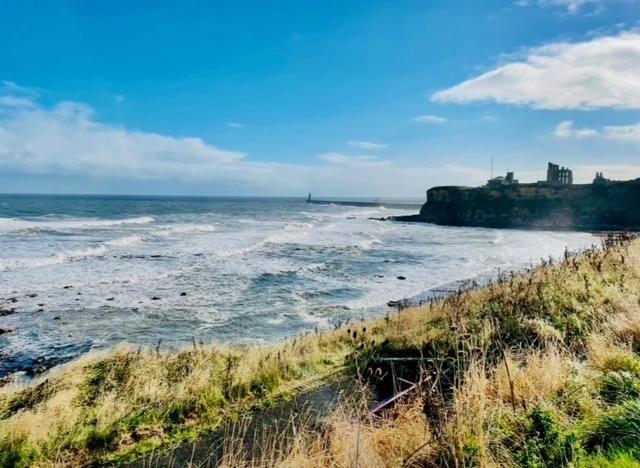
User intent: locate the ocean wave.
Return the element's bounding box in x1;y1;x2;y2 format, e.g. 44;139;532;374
0;245;108;271
156;224;217;236
105;234;148;247
0;216;154;234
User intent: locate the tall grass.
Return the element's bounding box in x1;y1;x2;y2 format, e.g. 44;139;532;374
2;234;640;466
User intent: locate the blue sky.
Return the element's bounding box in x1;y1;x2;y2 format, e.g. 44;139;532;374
0;0;639;196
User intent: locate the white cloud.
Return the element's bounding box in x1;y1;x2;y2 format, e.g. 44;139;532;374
602;122;640;142
2;83;638;197
226;122;245;128
0;96;36;108
554;120;599;138
346;140;387;150
413;115;448;124
518;0;640;14
554;120;640;142
517;0;606;13
0;86;246;182
0;81;40;109
433;32;640;110
114;94;125;104
317;152;390;166
0;82;505;196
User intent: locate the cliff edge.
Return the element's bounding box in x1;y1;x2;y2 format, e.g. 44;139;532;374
395;170;640;231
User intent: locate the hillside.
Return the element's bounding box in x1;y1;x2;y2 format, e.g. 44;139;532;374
2;234;640;467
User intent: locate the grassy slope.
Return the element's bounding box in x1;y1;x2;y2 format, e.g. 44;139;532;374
1;235;640;466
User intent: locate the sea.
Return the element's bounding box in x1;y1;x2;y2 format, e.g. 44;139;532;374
0;194;596;379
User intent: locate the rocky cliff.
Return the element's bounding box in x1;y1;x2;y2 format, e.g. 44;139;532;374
395;179;640;231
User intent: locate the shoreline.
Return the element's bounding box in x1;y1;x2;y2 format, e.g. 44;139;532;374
0;250;588;385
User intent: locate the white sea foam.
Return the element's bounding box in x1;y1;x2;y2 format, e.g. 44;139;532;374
0;245;108;271
105;234;148;247
156;224;217;236
0;216;154;234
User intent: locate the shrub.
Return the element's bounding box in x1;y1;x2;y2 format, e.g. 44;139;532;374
599;371;640;405
585;400;640;457
516;407;583;467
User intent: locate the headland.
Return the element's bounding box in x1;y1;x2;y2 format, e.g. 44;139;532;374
395;162;640;231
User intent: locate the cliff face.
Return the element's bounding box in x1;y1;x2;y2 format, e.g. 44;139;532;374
396;179;640;231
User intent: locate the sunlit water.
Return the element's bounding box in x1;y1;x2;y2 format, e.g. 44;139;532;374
0;194;596;378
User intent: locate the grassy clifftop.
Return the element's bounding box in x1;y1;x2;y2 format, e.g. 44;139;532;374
2;234;640;467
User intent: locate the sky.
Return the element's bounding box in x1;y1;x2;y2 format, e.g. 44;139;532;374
0;0;639;197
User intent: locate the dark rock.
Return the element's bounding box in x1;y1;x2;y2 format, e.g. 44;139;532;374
77;292;82;295
53;316;61;320
151;296;161;301
0;308;16;317
388;299;411;308
26;293;38;298
106;297;115;301
37;308;44;312
397;276;406;280
37;303;45;307
63;285;73;289
0;328;13;334
7;297;18;303
180;292;187;297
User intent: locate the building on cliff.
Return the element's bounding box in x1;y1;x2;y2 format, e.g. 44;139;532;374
487;171;518;187
544;162;573;185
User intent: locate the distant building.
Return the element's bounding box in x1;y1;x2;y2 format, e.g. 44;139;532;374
487;171;518;187
593;172;610;186
545;162;573;185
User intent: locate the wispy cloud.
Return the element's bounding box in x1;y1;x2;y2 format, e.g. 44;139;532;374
413;115;447;124
602;122;640;142
317;152;390;166
0;96;36;108
114;94;125;104
0;80;39;109
346;140;387;150
554;120;640;143
226;122;245;128
516;0;639;14
433;32;640;110
516;0;602;14
554;120;599;139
